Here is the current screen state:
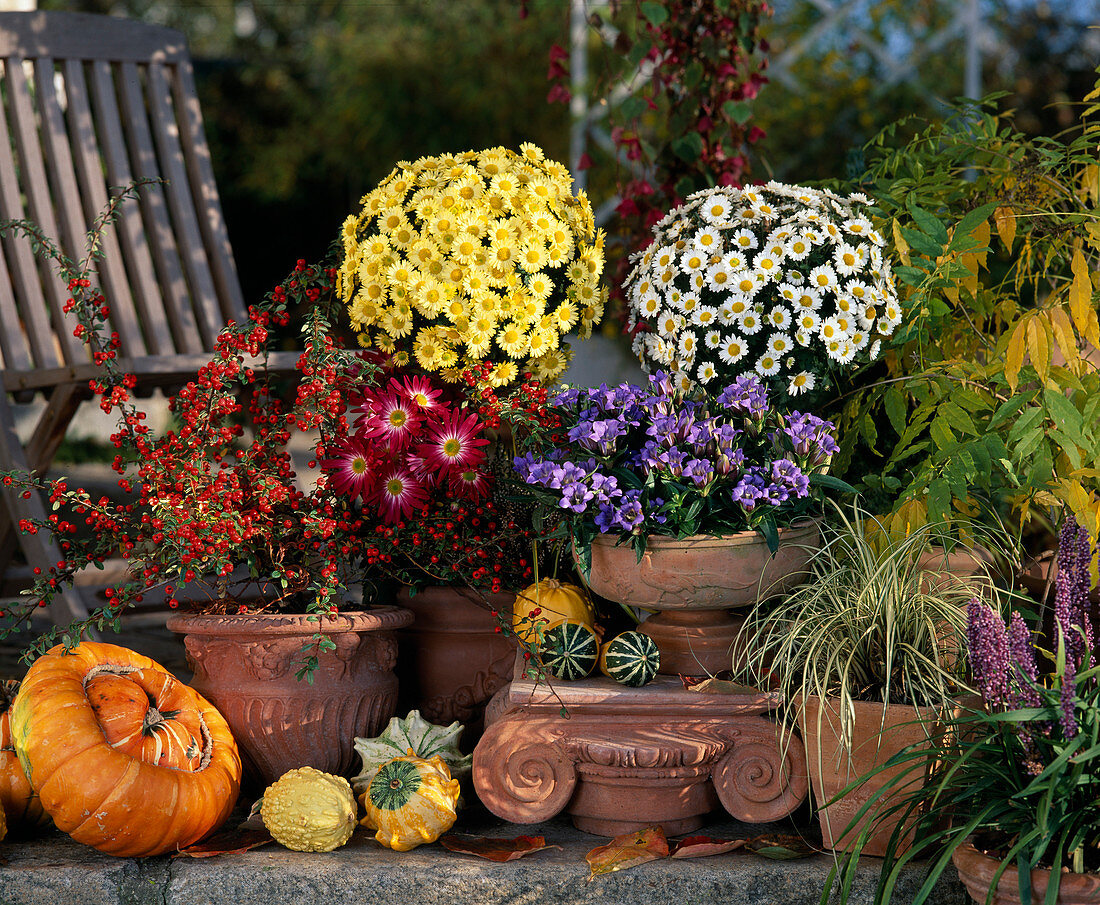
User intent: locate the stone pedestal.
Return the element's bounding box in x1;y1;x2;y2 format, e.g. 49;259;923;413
472;659;808;836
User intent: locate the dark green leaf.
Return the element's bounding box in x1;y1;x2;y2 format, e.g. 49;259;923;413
899;227;944;258
640;1;669;25
808;473;858;494
909;204;950;244
671;132;704;163
619;95;648;121
884;385;908;436
722;100;753;125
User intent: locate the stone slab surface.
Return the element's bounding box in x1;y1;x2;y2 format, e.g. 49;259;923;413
0;810;966;905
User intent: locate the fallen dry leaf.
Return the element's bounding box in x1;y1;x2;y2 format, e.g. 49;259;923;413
173;828;273;858
743;833;818;860
670;835;747;859
680;676;764;695
586;825;669;878
439;834;560;862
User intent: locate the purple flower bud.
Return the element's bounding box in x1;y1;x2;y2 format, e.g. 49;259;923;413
967;598;1010;707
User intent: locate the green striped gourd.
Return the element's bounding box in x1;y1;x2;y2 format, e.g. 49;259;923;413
540;621;598;680
599;631;661;687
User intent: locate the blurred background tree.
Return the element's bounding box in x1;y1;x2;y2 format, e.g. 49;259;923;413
41;0;572;302
38;0;1100;304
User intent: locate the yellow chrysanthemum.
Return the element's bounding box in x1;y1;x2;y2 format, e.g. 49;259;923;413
488;360;519;387
497;321;528;358
552;300;578;331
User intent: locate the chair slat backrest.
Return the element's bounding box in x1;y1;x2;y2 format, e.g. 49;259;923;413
0;11;246;376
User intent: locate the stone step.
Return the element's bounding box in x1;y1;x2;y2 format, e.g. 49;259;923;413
0;809;966;905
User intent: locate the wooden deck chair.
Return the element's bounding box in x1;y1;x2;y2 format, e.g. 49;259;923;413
0;11;298;626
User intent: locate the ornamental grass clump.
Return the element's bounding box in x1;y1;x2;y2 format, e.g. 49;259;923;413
337;145;605;386
514;370;843;568
832;513;1100;905
624;182;901;402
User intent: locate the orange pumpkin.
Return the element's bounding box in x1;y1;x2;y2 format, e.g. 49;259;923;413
0;679;47;832
10;641;241;857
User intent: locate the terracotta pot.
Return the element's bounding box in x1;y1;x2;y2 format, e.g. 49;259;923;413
167;607;412;788
800;695;939;857
953;839;1100;904
579;523;821;676
395;586;515;744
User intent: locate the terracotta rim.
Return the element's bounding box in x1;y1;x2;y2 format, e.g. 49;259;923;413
589;519;821;554
952;839;1100;902
166;606;414;636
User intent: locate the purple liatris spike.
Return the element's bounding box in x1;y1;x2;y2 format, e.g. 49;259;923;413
1060;656;1079;739
1054;514;1093;670
967;598;1010;707
1006;612;1040;708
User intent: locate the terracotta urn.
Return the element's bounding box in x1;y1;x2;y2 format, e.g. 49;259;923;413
799;695;940;857
394;586;514;744
953;839;1100;904
579;522;821;676
167;607;413;788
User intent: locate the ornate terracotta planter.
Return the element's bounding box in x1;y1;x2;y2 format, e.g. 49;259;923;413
580;523;821;676
394;587;515;743
953;839;1100;904
800;695;939;857
167;607;413;788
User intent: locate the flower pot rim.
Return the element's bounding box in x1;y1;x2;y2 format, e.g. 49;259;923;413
166;606;413;635
588;518;821;551
953;837;1100;901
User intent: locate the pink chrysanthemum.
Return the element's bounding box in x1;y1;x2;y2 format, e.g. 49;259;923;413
395;375;443;413
376;467;428;523
449;467;492;501
362;390;422;450
417;408;488;474
319;437;376;501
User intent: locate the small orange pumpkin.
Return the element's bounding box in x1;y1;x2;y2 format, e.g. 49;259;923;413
0;679;47;832
11;641;242;857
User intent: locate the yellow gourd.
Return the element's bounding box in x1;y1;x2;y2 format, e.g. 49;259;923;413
359;750;460;852
512;579;595;645
260;767;357;853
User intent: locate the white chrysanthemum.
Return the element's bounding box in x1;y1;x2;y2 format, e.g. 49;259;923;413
808;264;838;292
700;194;733;224
705;264;734;291
680;291;701;314
769;332;793;355
844;217;873;238
693;306;718;327
730;272;761;298
788;371;816;395
704;329;723;349
795;288;821;311
755;352;780;376
739;310;763;335
730;228;758;251
688;270;707;292
678;333;698;358
653;245;678;270
867;229;886;248
722;251;748;272
767;306;792;330
823;221;843;243
676;372;694;392
796;310;820;334
666;287;685;310
834;243;861;276
776;282;799;305
784;233;812;261
825;337;844;361
697;361;718;384
680;248;707;274
869;339;882;360
834;341;857;365
752;201;777;220
848;191;871;205
734;206;758;225
719;335;747;365
845;280;872;303
754;252;781;280
820;317;846;343
639;294;661;318
883;301;901;324
849;329;869;351
795;329;812;347
693;227;722;253
655;267;677;289
658;311;684;336
835;295;856;316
